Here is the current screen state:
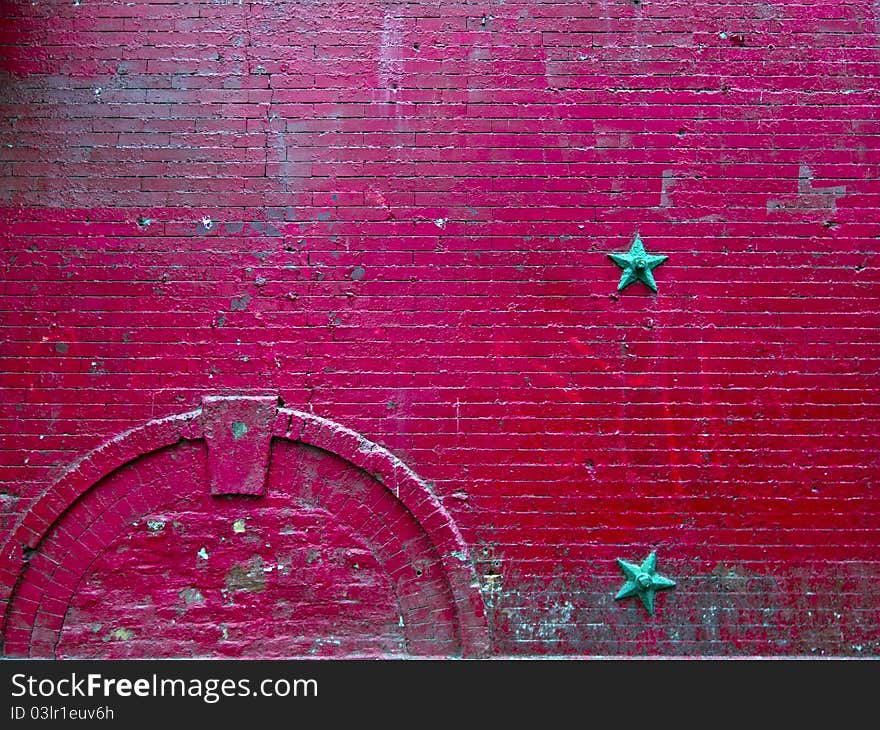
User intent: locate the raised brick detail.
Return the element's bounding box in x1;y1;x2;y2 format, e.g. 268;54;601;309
0;406;488;657
202;394;277;496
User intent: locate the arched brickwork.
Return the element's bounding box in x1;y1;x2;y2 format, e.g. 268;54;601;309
0;398;489;658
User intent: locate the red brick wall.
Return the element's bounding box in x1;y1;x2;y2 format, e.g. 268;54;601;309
1;0;879;657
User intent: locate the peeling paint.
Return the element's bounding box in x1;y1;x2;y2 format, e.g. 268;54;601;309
102;627;133;642
230;421;248;440
230;294;251;311
225;557;267;593
350;265;366;281
659;169;677;208
178;587;205;607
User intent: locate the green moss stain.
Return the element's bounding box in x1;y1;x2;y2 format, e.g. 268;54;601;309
231;421;248;440
102;627;133;642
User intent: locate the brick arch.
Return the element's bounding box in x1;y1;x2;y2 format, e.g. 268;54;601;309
0;397;489;657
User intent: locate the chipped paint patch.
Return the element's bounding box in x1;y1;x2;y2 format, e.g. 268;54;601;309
230;294;251;311
224;557;267;593
230;421;248;440
659;169;677;208
102;627;133;642
178;587;205;607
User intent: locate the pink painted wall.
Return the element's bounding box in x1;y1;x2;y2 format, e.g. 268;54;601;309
1;0;879;657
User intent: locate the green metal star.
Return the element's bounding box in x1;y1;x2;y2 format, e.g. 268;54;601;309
608;234;668;292
614;551;676;615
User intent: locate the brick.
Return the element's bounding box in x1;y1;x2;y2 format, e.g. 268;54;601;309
1;0;879;659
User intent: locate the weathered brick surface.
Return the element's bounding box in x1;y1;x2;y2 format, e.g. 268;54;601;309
1;0;879;656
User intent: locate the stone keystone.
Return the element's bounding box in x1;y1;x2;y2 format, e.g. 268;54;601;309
201;395;278;496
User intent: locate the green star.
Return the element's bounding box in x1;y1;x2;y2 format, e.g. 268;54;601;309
614;551;676;615
608;234;668;292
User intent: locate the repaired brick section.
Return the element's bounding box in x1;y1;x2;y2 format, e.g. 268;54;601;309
0;405;487;657
2;1;880;657
202;395;276;496
51;444;414;658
